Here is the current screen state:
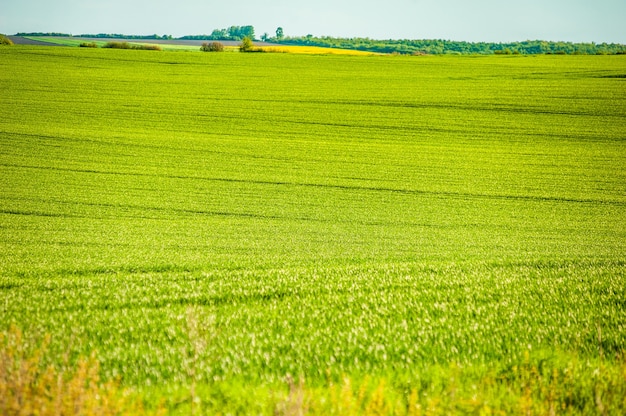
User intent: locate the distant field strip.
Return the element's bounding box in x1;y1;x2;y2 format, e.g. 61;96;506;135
1;47;625;413
22;36;377;54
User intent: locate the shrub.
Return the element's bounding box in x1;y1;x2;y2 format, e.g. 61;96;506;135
0;34;13;46
138;44;162;51
103;41;131;49
200;41;224;52
239;36;254;52
79;42;98;48
102;41;161;51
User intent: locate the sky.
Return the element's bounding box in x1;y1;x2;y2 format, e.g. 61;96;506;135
2;0;625;43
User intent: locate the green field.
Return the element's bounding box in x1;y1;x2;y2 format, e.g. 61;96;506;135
1;47;625;414
24;36;213;51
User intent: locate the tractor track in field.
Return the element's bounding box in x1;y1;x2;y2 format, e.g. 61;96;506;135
2;162;623;207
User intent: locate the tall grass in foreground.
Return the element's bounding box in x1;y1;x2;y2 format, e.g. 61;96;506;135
0;34;13;46
0;326;164;416
3;325;624;415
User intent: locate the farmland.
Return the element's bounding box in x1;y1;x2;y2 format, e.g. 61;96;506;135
1;47;625;414
17;35;379;54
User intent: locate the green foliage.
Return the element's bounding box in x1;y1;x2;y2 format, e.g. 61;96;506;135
277;35;626;55
276;27;284;40
16;32;72;37
79;41;98;48
180;25;256;41
200;41;224;52
230;25;255;41
239;36;254;52
0;48;625;412
0;34;13;46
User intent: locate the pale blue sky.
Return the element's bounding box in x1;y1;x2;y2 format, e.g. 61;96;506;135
2;0;625;43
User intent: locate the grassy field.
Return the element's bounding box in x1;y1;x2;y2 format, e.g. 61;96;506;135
1;46;625;414
24;36;210;51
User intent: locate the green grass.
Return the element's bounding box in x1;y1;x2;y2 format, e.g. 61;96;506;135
1;47;625;414
24;36;204;51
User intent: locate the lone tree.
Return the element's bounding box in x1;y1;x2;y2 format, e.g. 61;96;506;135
275;27;284;40
239;36;254;52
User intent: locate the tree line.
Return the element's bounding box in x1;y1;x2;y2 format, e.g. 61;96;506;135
179;26;255;41
16;26;257;43
16;32;73;37
17;32;174;40
277;36;626;55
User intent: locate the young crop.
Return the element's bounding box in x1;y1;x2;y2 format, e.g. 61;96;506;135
0;47;624;413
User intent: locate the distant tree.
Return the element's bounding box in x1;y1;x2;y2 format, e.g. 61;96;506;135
275;27;284;40
227;25;255;40
241;25;255;40
239;36;254;52
200;41;224;52
227;26;239;39
210;29;228;39
261;33;270;42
